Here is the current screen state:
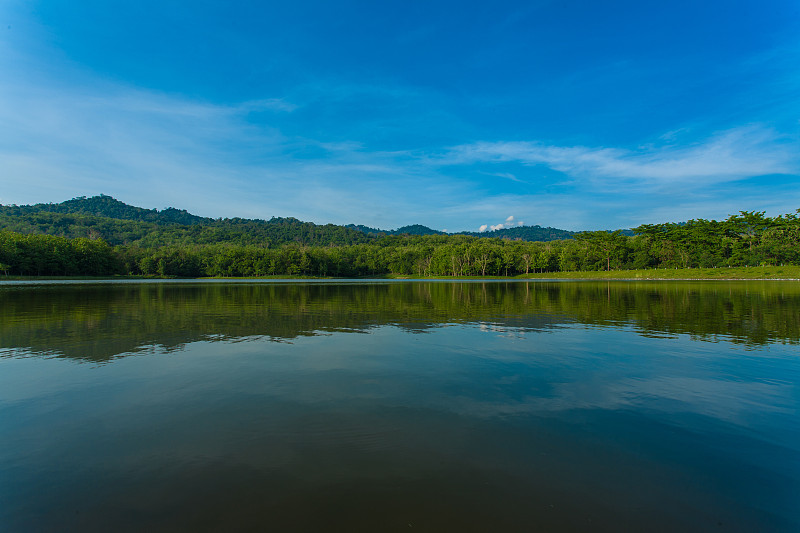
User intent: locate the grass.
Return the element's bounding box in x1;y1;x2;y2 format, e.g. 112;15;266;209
517;265;800;280
3;266;800;281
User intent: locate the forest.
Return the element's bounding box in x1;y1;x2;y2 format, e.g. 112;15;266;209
0;194;571;246
0;196;798;277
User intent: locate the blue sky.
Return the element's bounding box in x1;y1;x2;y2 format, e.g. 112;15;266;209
1;0;799;231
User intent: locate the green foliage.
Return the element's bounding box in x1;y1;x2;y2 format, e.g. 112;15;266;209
630;210;800;269
3;194;210;225
0;231;120;276
1;196;799;278
347;223;445;236
0;197;373;248
349;222;576;241
457;224;576;241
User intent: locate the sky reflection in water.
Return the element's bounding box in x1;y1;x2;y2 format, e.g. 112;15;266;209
0;281;798;532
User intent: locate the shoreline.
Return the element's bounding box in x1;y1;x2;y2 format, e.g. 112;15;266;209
1;265;799;282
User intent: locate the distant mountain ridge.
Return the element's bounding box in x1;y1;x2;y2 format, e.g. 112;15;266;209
0;195;371;247
345;224;445;236
457;225;575;241
348;222;575;241
1;194;581;244
10;194;212;226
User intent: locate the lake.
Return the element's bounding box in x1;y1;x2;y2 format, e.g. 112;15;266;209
1;280;798;532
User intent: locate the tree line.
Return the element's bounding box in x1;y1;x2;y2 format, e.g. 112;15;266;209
2;194;577;244
0;210;373;248
1;209;798;277
0;231;118;276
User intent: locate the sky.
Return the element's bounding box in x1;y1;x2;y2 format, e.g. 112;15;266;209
1;0;799;232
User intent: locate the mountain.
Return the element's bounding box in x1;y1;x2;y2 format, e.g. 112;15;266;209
349;222;574;241
5;194;212;225
346;224;444;236
457;225;576;241
0;196;373;247
394;224;446;236
0;195;582;246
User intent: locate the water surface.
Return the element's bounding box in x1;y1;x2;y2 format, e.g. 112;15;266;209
1;280;798;531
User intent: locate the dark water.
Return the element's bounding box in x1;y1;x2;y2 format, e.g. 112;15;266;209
1;280;798;532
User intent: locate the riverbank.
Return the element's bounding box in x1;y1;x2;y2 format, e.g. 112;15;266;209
2;265;799;281
515;265;800;280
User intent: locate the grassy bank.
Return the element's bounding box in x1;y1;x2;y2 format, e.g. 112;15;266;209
3;266;800;281
517;265;800;280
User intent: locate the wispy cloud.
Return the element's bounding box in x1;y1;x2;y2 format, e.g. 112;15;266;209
478;171;524;183
2;5;799;233
445;126;800;186
0;62;467;226
3;59;799;231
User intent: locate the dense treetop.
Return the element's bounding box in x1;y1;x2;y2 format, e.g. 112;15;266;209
1;195;798;278
346;223;576;241
0;196;373;247
3;194;211;225
457;225;577;241
346;224;446;237
0;195;579;246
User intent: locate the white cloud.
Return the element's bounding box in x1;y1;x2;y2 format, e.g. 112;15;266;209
478;215;525;233
2;11;799;233
0;46;454;225
479;171;523;182
445;126;800;186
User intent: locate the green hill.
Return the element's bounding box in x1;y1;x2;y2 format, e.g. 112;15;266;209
348;223;574;241
0;195;615;246
1;196;797;279
347;224;445;236
5;194;211;225
457;225;575;241
0;196;373;248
